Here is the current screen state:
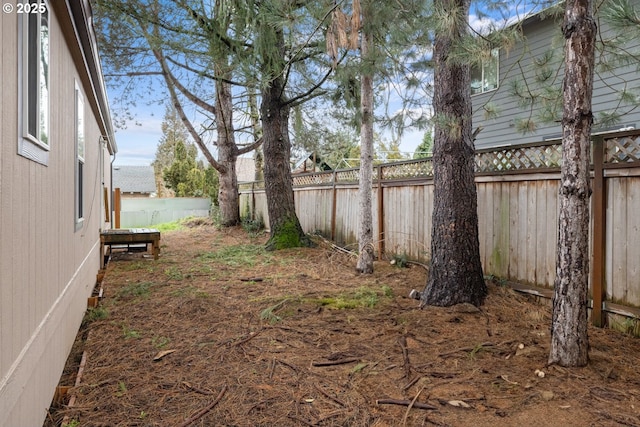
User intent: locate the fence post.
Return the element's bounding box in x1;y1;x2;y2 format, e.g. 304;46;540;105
114;188;121;229
591;136;606;327
377;165;384;260
104;186;110;222
331;171;337;241
251;182;256;221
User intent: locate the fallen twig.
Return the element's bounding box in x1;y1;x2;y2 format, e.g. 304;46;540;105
376;398;438;410
438;342;494;357
405;260;429;270
398;336;411;379
311;357;359;367
313;383;347;407
277;358;299;373
402;386;426;426
181;381;213;395
268;357;276;379
316;409;348;423
231;328;263;347
178;385;227;427
240;277;263;282
402;375;422;391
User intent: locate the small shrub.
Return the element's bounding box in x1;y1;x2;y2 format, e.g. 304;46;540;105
85;306;109;323
241;213;265;235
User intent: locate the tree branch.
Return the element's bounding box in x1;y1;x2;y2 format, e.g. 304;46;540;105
103;71;164;77
237;137;263;156
138;15;222;171
285;51;345;108
165;56;246;87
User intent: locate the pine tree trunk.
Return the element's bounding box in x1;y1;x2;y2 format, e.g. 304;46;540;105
420;0;486;307
215;73;241;226
356;5;375;274
549;0;596;367
260;28;310;251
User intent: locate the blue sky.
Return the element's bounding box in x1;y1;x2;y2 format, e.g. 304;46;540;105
109;99;427;167
112;110;164;166
106;3;540;167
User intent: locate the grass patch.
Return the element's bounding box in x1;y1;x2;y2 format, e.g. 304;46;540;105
84;306;109;324
121;324;141;340
114;261;151;272
309;286;391;309
115;281;155;300
164;266;184;280
170;285;210;299
151;336;170;349
198;244;271;267
260;299;290;324
149;218;187;233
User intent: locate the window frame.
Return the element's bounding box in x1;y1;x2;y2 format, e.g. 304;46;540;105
17;0;50;165
75;81;85;231
471;48;499;96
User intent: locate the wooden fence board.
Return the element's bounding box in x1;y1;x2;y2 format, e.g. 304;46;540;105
610;178;628;304
240;131;640;312
626;178;640;306
545;181;559;287
509;182;520;281
525;182;537;284
535;183;547;286
477;183;490;272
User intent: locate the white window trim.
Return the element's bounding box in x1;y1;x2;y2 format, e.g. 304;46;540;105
75;81;85;231
471;48;499;96
17;0;50;165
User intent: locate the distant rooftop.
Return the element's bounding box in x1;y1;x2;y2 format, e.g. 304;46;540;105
113;166;157;194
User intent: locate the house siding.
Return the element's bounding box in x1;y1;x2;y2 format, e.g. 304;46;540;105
472;5;640;149
0;2;115;426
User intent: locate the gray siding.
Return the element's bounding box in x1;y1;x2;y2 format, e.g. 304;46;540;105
473;6;640;149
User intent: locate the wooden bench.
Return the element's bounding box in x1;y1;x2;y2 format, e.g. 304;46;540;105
100;228;161;267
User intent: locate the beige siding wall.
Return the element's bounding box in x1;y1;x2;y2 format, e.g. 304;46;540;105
0;8;112;427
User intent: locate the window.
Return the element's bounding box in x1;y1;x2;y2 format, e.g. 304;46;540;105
75;82;85;230
18;0;50;164
471;48;499;95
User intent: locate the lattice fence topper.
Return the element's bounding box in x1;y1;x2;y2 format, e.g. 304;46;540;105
335;169;359;182
606;134;640;163
292;172;334;186
239;131;640;189
382;159;434;179
475;143;563;172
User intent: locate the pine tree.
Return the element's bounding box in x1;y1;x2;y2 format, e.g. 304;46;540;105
419;0;487;308
548;0;597;368
413;130;434;159
152;104;191;197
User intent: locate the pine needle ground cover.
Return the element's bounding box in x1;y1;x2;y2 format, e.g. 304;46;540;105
46;221;640;427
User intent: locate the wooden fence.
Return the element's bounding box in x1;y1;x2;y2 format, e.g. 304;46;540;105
239;129;640;326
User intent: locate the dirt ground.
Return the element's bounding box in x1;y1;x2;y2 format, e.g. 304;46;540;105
45;220;640;427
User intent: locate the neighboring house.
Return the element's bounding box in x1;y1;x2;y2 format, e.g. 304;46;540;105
292;151;333;174
471;4;640;149
0;1;117;426
236;155;257;183
113;165;158;197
